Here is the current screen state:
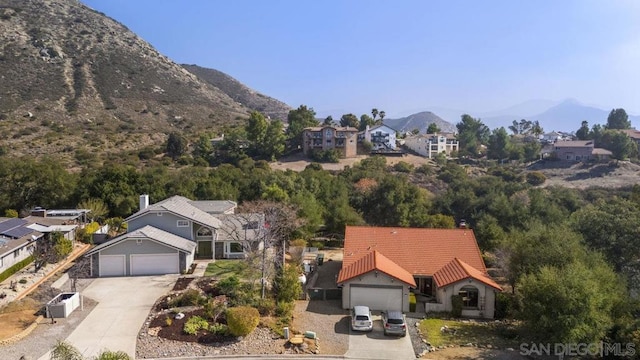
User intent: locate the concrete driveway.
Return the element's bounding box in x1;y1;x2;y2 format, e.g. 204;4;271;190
39;275;177;360
345;313;415;360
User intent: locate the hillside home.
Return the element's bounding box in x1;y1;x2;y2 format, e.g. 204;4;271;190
86;195;263;277
403;133;459;158
618;129;640;150
359;125;398;151
302;125;358;158
337;226;501;318
554;140;611;161
0;218;44;275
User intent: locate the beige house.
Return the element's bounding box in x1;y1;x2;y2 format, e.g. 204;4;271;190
337;226;501;318
554;140;611;161
302;125;358;158
403;133;459;158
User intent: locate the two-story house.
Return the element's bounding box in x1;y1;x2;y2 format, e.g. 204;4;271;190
403;133;459;158
86;195;263;277
553;140;611;161
359;125;398;151
302;125;358;158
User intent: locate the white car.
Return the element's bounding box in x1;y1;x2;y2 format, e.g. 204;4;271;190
350;305;373;332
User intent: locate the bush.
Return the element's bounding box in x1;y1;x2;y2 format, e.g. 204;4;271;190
169;289;206;307
209;323;229;336
275;265;302;303
217;275;240;297
526;171;546;186
254;298;276;316
309;149;340;163
393;161;414;173
451;295;463;318
183;315;209;335
0;256;34;283
495;292;515;319
275;300;294;319
226;306;260;337
409;293;416;312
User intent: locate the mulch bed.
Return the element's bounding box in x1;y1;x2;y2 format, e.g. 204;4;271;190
195;278;222;297
149;308;234;344
172;277;195;292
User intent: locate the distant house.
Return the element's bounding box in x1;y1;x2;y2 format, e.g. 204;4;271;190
553;140;611;161
86;195;262;277
0;218;43;275
359;125;398;151
618;129;640;150
302;125;358;158
403;133;459;158
337;226;501;318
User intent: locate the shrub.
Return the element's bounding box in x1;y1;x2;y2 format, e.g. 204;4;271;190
254;298;276;316
495;292;515;319
226;306;260;337
409;293;416;312
164;316;172;327
4;209;18;218
289;238;307;248
18;278;27;284
275;301;294;320
217;275;240;297
451;295;463;318
526;171;546;186
204;295;227;322
393;161;414;173
209;323;229;336
309;149;340;163
274;265;302;303
0;256;33;283
183;315;209;335
169;289;206;307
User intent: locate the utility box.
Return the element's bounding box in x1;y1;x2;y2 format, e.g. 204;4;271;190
46;292;80;318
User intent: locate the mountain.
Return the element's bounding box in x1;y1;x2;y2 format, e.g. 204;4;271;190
182;65;291;122
0;0;287;159
383;111;456;134
481;99;640;132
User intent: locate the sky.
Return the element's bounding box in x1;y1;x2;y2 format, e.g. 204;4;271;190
81;0;640;119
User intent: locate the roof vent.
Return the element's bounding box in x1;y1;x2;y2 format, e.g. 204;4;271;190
459;219;467;229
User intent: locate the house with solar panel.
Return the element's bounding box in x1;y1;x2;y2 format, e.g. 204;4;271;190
0;218;43;275
337;225;502;318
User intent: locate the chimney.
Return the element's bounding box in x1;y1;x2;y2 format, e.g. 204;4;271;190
139;194;149;211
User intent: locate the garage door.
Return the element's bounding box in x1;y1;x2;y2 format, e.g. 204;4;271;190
131;253;179;275
349;285;403;311
99;255;125;277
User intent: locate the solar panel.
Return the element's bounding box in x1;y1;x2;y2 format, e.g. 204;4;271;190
3;226;34;239
0;218;27;233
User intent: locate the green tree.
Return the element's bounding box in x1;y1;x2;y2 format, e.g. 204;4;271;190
379;110;386;121
426;123;440;134
77;198;109;223
456;114;489;157
487;127;511;160
339;113;359;128
517;260;623;343
246;111;268;153
274;264;303;303
606;108;631;129
286;105;318;151
371;108;379;122
192;134;213;165
598;129;636;160
166;132;187;159
262;120;286;160
576;121;590;140
359;114;375;131
323;115;333;125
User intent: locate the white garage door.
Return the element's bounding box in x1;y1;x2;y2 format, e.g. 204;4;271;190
131;253;179;276
349;285;403;311
99;255;125;277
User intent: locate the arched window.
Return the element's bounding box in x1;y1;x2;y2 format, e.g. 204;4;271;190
458;286;479;308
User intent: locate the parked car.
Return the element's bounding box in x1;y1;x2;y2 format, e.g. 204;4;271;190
381;310;406;336
351;305;373;332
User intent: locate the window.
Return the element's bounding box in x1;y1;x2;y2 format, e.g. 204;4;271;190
229;242;243;253
177;220;189;227
458;286;479;308
325;129;332;137
14;249;20;258
197;227;212;236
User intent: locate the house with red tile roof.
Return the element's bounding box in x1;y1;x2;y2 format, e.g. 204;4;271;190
337;226;501;318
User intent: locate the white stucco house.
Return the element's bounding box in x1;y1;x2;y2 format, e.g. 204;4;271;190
337;226;501;318
86;195;263;277
360;125;398;151
403;133;459;158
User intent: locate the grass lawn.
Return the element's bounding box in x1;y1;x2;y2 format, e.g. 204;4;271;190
204;260;253;279
419;318;522;348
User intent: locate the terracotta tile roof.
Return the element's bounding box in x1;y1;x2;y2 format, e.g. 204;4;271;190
433;258;502;290
337;250;416;287
343;226;487;277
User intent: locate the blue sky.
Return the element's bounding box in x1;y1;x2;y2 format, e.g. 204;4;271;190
81;0;640;119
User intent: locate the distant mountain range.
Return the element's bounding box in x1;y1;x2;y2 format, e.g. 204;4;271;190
424;99;640;133
383;111;456;134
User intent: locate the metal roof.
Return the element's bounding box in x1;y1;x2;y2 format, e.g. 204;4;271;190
126;195;221;229
189;200;237;214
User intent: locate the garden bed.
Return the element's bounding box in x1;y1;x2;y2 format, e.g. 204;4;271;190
148;308;232;344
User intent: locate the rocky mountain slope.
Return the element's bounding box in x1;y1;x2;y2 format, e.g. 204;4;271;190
182;64;291;122
383;111;456;134
0;0;286;159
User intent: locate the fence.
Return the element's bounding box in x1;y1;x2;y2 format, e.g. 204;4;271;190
307;287;342;301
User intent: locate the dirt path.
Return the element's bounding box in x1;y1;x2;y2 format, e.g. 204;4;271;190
271;153;433;172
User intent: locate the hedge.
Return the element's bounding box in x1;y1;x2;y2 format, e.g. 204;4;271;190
226;306;259;337
0;256;34;283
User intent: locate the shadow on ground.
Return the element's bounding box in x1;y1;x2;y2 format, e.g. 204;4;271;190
304;299;346;315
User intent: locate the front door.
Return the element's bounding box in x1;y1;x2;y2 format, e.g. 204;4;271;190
198;240;212;259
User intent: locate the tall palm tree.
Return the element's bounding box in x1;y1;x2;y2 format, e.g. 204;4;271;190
379;111;386;121
371;108;378;121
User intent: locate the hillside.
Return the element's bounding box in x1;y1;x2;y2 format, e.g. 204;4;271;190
182;65;291;122
383;111;456;134
0;0;279;159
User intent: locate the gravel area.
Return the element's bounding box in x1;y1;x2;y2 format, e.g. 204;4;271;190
1;278;96;360
406;315;430;358
291;300;349;355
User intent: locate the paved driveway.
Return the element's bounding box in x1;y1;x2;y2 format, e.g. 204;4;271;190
345;313;415;360
39;275;177;360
